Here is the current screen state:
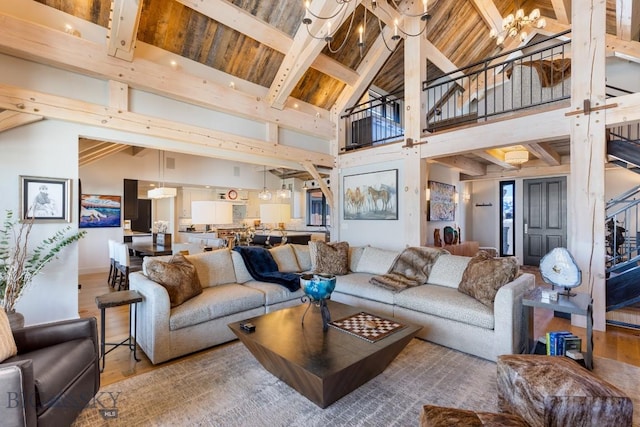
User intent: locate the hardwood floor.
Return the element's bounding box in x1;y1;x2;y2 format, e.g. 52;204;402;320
78;270;640;387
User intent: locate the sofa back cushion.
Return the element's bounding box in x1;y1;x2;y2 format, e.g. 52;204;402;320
428;254;471;288
186;249;237;287
269;244;301;272
231;250;254;283
354;246;400;275
349;246;367;272
291;244;311;271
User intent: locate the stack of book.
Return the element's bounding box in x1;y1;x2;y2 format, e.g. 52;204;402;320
543;330;583;360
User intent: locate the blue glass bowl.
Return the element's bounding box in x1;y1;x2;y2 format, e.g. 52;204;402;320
300;274;336;301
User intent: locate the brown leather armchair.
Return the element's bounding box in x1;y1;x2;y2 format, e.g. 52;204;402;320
0;317;100;427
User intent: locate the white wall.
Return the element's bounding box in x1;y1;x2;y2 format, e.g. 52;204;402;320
0;120;80;326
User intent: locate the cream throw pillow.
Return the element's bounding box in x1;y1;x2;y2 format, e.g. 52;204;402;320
355;246;400;275
0;310;18;362
269;244;301;272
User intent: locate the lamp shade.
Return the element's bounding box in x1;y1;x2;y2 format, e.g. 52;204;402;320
147;187;177;199
504;150;529;165
259;204;291;225
191;201;233;225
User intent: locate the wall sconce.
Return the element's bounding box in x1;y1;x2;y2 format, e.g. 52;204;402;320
454;193;459;205
463;192;471;202
425;188;431;201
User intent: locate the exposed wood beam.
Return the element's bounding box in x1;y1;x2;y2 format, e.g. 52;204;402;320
301;160;334;207
526;142;562;166
0;110;43;132
550;0;572;24
461;158;572;181
107;0;143;61
176;0;359;87
474;149;520;170
0;12;334;139
0;83;334;169
267;1;359;110
470;0;504;31
433;155;487;176
108;80;128;111
616;0;640;41
79;141;131;167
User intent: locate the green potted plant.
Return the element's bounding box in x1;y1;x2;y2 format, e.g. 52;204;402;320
0;210;86;328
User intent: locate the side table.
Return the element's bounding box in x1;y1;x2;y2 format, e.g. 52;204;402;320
95;290;143;372
522;287;593;369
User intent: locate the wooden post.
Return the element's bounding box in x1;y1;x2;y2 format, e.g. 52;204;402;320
569;0;607;331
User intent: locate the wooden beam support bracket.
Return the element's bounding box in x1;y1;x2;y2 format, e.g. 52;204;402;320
565;101;618;117
402;138;427;149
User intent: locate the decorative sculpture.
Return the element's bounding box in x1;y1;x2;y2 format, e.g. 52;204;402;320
539;247;582;297
434;228;442;247
300;274;337;331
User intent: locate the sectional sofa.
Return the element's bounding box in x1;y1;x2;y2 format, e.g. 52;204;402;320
129;243;535;364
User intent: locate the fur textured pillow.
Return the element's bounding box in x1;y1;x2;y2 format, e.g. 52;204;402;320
0;310;18;362
314;241;349;275
458;251;519;308
145;254;202;307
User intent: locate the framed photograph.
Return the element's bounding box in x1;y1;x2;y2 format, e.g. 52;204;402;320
20;176;71;222
428;180;455;221
80;194;122;228
343;169;398;220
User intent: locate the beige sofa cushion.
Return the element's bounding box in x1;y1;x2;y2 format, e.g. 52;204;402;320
269;244;300;272
348;246;367;272
291;244;311;271
355;246;400;275
231;250;253;283
428;254;471;289
186;249;237;287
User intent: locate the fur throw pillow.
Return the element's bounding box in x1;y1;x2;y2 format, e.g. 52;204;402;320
458;251;519;308
314;241;349;275
145;254;202;307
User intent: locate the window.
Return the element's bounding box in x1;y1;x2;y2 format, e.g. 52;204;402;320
500;181;515;257
306;189;331;226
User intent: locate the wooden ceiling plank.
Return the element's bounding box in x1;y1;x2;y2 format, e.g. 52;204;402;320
177;0;360;87
267;0;360;110
0;110;43;132
433;155;487;176
0;12;333;138
527;142;562;166
616;0;640;41
79;144;131;167
550;0;572;24
107;0;143;61
0;83;334;168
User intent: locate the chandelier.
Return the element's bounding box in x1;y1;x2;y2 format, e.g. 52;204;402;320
504;150;529;165
303;0;431;54
489;7;546;45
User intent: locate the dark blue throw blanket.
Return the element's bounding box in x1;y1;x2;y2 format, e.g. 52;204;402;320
232;246;301;291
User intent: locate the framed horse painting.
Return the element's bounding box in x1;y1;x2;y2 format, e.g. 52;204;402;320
343;169;398;220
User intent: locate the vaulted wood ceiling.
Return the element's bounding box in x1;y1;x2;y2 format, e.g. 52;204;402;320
5;0;638;176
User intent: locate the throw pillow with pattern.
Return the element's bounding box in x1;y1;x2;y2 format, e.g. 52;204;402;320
313;241;349;275
458;251;519;308
145;254;202;307
0;310;17;362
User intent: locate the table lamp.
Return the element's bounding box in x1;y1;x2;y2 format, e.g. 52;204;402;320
191;201;233;233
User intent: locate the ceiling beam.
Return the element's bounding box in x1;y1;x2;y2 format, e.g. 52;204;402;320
550;0;572;24
267;0;360;110
0;12;334;139
433;155;487;176
526;142;562;166
469;0;504;31
616;0;640;41
301;160;334;207
176;0;359;87
106;0;143;61
0;110;43;132
0;83;334;169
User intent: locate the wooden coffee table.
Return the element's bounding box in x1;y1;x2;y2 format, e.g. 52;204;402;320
228;300;421;408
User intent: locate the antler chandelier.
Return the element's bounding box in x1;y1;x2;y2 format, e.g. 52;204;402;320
303;0;431;54
489;7;546;45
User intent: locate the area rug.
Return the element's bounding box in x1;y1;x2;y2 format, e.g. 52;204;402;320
73;339;639;426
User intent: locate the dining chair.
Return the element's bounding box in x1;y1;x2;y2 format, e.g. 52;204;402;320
107;239;120;288
115;242;142;291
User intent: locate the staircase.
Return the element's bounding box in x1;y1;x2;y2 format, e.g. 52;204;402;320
606;119;640;328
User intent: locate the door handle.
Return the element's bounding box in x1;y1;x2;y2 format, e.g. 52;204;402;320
524;223;528;234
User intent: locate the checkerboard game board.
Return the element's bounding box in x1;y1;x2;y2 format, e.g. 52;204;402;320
329;312;406;343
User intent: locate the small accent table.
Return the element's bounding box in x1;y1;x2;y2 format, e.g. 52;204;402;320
522;287;593;370
95;290;143;372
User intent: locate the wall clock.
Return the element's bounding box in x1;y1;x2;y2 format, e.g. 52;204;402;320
227;189;238;200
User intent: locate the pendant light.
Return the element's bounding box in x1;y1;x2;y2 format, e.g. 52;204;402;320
276;169;292;199
147;150;177;199
258;166;272;201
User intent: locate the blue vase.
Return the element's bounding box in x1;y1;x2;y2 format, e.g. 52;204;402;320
300;274;336;301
